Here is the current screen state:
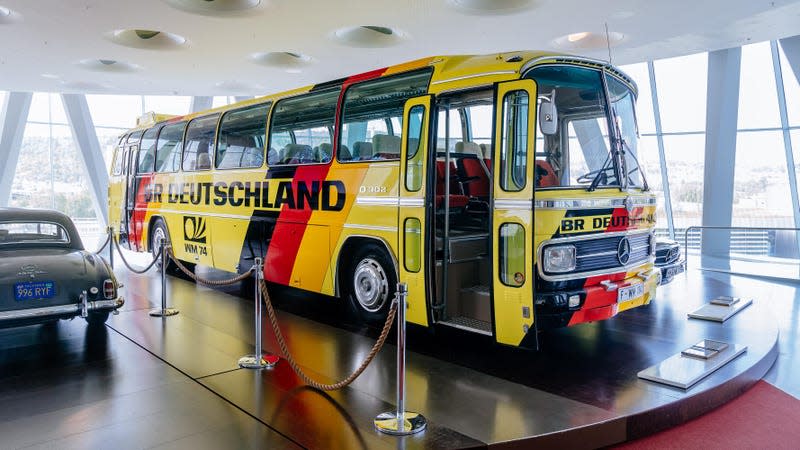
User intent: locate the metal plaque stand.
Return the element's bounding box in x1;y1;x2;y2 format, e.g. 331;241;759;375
149;243;179;317
238;258;278;370
374;283;427;435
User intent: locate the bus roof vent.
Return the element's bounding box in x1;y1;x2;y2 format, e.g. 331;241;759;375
136;112;177;127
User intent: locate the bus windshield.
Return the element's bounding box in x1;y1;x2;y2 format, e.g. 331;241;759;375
527;64;644;190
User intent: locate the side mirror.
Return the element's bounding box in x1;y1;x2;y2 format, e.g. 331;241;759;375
539;100;558;136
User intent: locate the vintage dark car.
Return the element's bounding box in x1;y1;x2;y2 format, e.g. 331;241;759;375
655;238;685;285
0;208;123;328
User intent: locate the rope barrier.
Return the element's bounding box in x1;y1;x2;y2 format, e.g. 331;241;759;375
167;249;255;286
94;232;111;254
258;279;398;391
112;237;161;274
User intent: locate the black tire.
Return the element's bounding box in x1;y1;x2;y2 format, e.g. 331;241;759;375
150;218;195;276
85;311;109;327
344;243;396;324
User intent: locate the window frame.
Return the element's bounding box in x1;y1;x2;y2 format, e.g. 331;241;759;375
215;102;271;171
154;121;188;173
266;89;339;167
181;113;221;172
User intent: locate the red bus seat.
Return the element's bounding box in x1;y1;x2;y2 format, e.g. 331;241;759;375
455;142;491;198
436;160;469;209
535;160;559;187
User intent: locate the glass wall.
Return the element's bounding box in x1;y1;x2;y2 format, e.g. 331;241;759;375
6;93;190;245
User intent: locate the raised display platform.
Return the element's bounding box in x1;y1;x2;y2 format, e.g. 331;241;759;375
0;262;779;449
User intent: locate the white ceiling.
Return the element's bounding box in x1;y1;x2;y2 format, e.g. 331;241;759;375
1;0;799;96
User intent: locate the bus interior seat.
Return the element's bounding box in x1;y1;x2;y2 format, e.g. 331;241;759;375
338;144;351;161
196;152;211;170
372;134;401;159
455;141;490;198
316;143;332;162
435;160;469;210
283;143;314;164
535;160;559;187
353;141;373;160
479;144;493;171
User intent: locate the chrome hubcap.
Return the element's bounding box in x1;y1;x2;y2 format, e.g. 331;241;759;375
152;227;166;264
353;258;388;312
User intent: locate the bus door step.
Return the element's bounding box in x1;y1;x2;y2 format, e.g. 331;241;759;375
439;316;492;336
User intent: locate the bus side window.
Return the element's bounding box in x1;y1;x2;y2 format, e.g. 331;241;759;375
182;114;220;171
216;103;270;169
268;90;338;166
339;70;432;163
111;146;124;175
155;122;187;173
137;127;159;174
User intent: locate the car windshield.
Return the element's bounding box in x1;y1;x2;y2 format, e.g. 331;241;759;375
527;64;644;190
0;222;71;245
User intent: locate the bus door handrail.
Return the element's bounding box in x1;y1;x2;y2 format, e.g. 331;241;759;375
683;225;800;270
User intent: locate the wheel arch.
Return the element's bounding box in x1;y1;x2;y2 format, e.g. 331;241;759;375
146;215;168;252
334;235;399;298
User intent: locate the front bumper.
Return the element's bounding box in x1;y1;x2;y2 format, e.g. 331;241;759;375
0;297;124;324
534;269;659;330
658;259;685;285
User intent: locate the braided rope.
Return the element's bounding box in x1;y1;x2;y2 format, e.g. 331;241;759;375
167;247;255;286
259;279;397;391
112;237;161;274
94;232;111;254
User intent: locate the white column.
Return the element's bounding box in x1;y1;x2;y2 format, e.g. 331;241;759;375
774;37;800;258
61;93;109;226
0;92;33;206
189;96;213;113
701;48;742;266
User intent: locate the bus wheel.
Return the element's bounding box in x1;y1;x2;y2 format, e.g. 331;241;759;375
149;219;195;275
346;244;396;323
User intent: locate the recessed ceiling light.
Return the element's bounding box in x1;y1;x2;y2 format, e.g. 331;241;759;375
250;51;312;70
108;29;187;50
0;5;21;24
333;25;406;48
164;0;262;16
78;59;140;73
448;0;535;15
553;31;626;50
41;73;60;79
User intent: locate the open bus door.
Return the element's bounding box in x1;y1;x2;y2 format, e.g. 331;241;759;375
398;95;433;327
492;80;537;346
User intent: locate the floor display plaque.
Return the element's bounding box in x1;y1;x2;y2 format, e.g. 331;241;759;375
688;296;753;323
638;341;747;389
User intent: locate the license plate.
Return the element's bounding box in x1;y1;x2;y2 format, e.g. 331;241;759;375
617;282;644;302
666;265;685;278
14;281;56;301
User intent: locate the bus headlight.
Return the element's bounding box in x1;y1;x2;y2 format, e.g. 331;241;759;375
543;245;576;273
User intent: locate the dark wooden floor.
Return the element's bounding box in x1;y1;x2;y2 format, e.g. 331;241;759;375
0;255;792;449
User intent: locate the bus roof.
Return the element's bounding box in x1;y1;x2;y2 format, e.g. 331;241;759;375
125;51;636;133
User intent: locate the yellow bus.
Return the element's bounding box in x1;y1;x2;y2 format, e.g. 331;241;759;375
109;51;659;348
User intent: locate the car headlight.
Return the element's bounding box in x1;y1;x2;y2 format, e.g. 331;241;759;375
543;245;576;273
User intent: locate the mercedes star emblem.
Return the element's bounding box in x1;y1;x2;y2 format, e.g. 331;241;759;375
617;237;631;265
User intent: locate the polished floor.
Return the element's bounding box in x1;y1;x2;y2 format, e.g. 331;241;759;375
0;251;795;449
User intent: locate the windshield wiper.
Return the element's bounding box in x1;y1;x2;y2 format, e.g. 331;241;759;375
588;152;614;192
620;137;649;191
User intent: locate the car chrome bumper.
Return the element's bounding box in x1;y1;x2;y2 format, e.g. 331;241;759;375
0;297;124;323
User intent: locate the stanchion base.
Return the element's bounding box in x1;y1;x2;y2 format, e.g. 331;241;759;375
149;308;179;317
238;354;279;370
374;411;427;435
